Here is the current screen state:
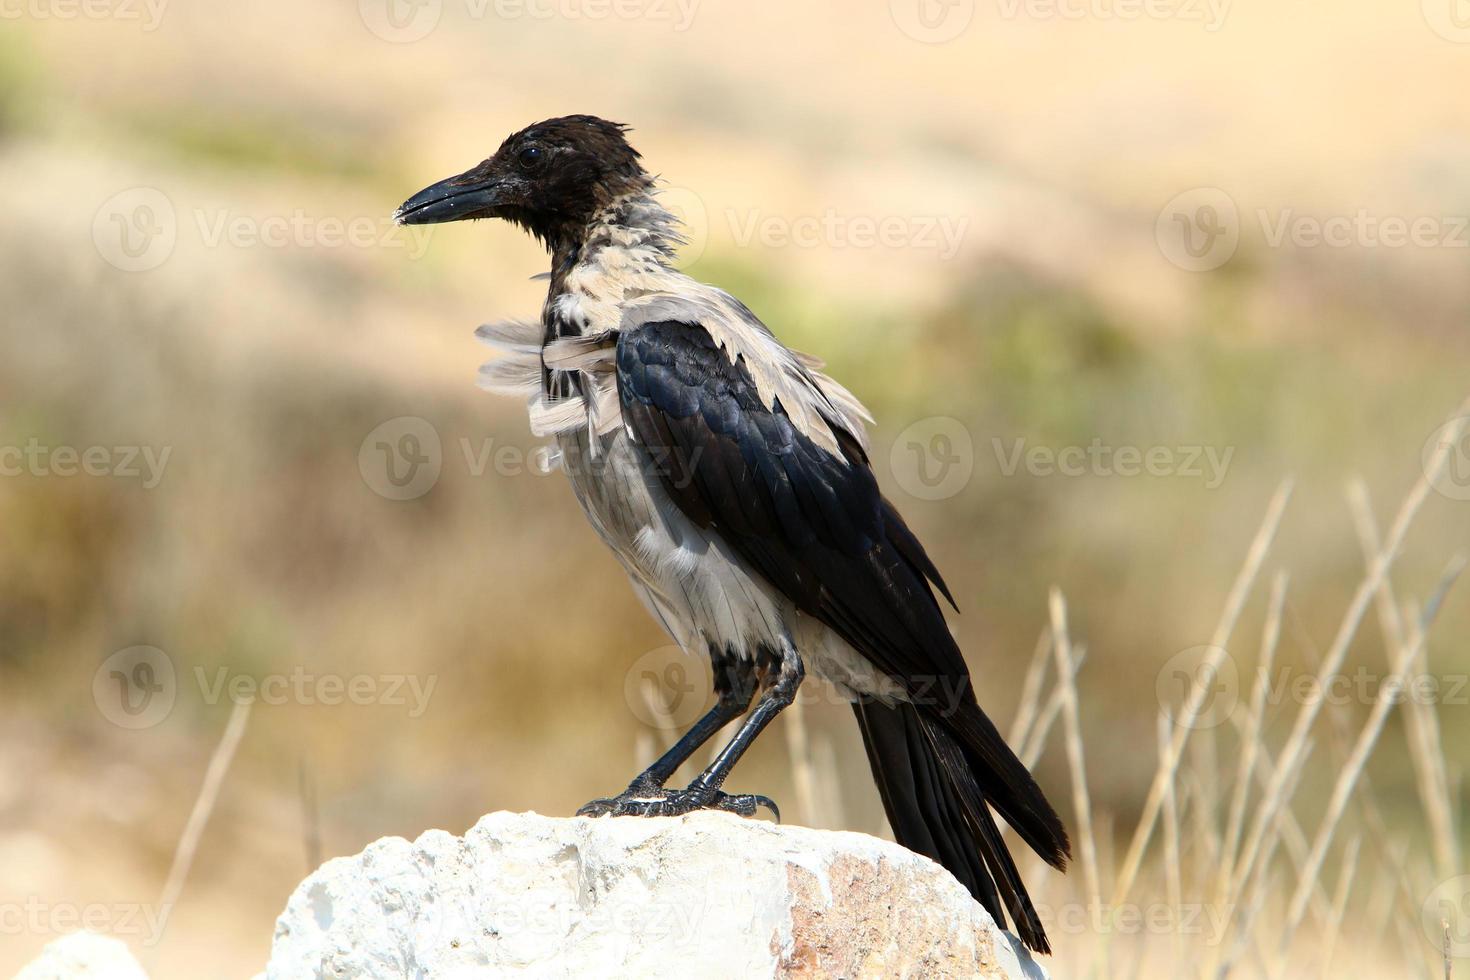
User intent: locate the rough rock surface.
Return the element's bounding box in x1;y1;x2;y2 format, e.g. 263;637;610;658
268;810;1049;979
15;932;150;980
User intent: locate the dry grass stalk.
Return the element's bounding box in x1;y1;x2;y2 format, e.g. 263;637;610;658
1214;741;1315;979
1157;714;1185;973
1019;645;1087;768
1231;744;1334;931
1049;589;1103;954
1379;841;1446;979
1113;479;1294;908
1278;588;1442;948
1315;835;1361;980
1225;416;1466;922
1009;625;1053;748
1214;571;1288;915
155;698;252;944
1348;481;1461;881
780;401;1469;978
1179;769;1221;900
1273;553;1461;975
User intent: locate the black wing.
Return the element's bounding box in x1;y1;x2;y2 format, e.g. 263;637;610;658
615;320;1068;866
617;321;961;679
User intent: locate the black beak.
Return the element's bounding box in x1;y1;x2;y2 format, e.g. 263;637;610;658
394;169;507;226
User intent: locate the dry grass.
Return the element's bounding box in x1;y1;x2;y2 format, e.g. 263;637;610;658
151;698;251;969
781;400;1470;978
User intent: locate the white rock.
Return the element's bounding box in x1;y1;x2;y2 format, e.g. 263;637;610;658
15;931;149;980
268;810;1049;980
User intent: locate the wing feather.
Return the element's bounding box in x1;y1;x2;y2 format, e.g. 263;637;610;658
617;320;959;683
616;319;1068;872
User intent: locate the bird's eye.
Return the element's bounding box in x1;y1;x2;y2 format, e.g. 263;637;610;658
517;146;545;171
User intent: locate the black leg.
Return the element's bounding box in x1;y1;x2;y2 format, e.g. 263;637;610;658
627;686;752;789
577;660;757;817
578;648;804;821
687;651;804;799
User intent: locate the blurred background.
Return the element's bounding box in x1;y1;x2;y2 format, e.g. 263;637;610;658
2;0;1468;976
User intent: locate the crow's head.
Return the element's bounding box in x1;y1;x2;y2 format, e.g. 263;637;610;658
394;115;649;248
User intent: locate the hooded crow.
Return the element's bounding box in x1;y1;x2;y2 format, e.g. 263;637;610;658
396;115;1070;953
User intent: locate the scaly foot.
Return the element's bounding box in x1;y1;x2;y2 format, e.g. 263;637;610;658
577;784;779;820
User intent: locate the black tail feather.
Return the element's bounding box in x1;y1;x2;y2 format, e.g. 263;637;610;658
854;698;994;909
853;699;1069;955
949;701;1071;872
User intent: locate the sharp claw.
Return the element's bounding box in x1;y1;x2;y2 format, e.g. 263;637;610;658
714;793;780;821
576;798;615;817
